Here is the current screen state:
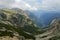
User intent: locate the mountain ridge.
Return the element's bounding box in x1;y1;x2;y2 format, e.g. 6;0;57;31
0;8;43;39
27;10;60;27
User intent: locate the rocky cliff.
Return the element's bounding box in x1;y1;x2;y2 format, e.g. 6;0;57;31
35;18;60;40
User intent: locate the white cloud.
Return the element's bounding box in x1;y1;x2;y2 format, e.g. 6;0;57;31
0;0;38;10
38;0;60;11
0;0;60;11
0;0;14;8
0;0;42;10
11;0;38;10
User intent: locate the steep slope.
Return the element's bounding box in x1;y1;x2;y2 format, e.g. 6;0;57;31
0;8;42;39
27;11;60;27
35;18;60;40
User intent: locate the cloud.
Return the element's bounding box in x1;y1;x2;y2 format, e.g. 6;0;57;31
0;0;60;11
11;0;38;10
0;0;14;8
0;0;38;10
0;0;41;10
38;0;60;11
24;0;60;11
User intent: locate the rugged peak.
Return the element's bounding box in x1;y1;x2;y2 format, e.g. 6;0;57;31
0;8;40;39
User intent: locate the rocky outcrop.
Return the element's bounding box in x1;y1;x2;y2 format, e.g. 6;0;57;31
0;36;25;40
0;8;38;40
35;18;60;40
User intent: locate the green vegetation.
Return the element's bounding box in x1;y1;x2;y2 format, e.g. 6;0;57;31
49;36;60;40
0;22;35;39
0;8;43;39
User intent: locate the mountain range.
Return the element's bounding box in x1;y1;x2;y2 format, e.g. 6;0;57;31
27;10;60;27
0;8;60;40
35;18;60;40
0;8;43;39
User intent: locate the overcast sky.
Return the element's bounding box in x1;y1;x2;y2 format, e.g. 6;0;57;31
0;0;60;11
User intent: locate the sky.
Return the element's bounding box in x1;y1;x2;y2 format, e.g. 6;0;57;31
0;0;60;11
